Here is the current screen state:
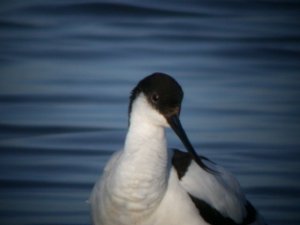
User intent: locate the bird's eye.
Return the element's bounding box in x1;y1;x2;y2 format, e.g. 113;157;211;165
151;93;159;103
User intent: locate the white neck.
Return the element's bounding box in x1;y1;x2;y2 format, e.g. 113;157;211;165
113;94;169;216
124;111;168;177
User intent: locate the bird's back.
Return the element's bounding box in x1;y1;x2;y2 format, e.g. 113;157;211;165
170;149;267;225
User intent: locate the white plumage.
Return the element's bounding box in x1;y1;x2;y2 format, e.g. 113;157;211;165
90;73;266;225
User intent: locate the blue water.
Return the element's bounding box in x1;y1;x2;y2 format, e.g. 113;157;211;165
1;1;300;224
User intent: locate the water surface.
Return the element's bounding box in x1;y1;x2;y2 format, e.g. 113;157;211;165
0;1;300;225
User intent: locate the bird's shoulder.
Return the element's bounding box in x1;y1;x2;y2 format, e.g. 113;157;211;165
171;149;266;225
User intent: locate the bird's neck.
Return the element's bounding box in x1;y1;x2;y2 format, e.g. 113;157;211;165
114;115;169;215
124;117;168;177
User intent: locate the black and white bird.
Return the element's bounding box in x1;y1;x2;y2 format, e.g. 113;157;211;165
90;73;267;225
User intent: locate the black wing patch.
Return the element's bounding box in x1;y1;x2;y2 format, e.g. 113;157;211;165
172;149;192;179
172;149;216;179
189;194;258;225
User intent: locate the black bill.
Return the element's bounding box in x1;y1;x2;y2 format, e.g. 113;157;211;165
167;114;212;172
167;115;199;161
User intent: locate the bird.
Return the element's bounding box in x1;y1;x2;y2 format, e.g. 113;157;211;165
90;72;267;225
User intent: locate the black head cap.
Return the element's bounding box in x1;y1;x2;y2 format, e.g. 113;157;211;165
129;72;184;118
